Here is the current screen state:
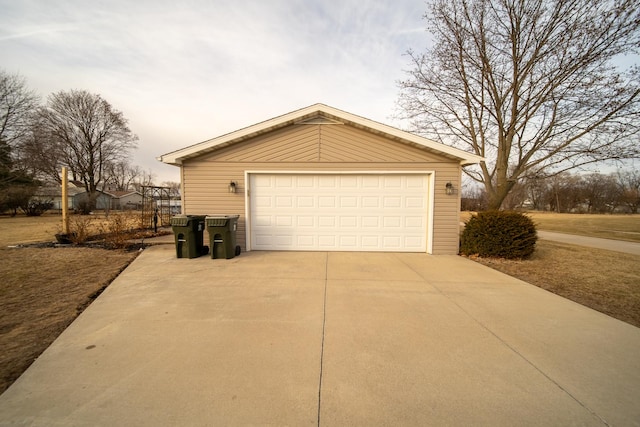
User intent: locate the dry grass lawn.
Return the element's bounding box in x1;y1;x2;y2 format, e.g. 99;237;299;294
0;246;137;393
461;211;640;242
0;213;151;394
0;214;63;247
527;212;640;242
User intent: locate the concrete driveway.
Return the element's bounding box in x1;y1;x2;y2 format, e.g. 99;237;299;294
1;246;639;426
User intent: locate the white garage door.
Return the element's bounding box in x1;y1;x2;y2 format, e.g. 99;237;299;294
249;173;429;252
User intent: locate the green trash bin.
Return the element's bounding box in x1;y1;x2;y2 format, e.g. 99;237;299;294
205;215;241;259
170;215;208;258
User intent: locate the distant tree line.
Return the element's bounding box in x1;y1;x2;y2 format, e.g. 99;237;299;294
398;0;640;210
0;69;173;215
462;169;640;214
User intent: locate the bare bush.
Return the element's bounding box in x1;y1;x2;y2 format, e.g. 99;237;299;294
98;212;139;248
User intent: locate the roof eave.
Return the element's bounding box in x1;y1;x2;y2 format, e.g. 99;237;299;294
158;103;485;166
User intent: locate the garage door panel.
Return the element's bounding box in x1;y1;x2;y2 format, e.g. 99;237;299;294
318;196;336;208
254;234;271;246
319;176;337;188
383;196;402;208
405;236;424;248
255;196;272;208
339;196;358;207
339;216;357;227
250;174;428;252
339;235;358;247
297;196;314;207
361;235;380;248
317;216;334;227
275;175;293;187
406;175;426;188
406;197;425;208
274;235;293;247
405;216;425;228
275;196;292;207
383;217;402;227
297;216;314;227
254;175;273;187
255;215;272;226
362;197;379;208
318;235;337;247
340;175;358;187
384;176;402;188
296;235;315;247
362;217;379;227
296;175;314;187
382;236;402;248
275;216;293;227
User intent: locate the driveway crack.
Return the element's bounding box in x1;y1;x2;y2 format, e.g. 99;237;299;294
317;252;328;427
395;254;611;427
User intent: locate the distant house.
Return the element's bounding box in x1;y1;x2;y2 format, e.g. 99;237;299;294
32;182;85;210
103;190;143;210
74;189;143;211
33;183;142;212
74;190;111;211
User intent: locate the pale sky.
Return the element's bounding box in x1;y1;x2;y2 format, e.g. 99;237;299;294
1;0;430;183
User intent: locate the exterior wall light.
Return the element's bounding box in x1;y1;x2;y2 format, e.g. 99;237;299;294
228;181;237;193
445;182;454;196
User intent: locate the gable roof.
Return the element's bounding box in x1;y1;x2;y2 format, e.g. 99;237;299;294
103;190;141;198
158;103;484;166
35;184;85;198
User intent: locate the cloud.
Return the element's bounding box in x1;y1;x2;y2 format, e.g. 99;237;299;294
0;0;429;182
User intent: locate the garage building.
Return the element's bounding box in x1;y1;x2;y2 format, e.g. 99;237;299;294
159;104;483;254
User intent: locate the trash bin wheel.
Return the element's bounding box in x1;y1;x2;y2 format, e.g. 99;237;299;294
235;245;241;256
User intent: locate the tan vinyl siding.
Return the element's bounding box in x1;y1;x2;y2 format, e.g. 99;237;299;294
205;124;449;163
182;124;463;254
432;164;462;253
209;126;320;162
318;125;442;162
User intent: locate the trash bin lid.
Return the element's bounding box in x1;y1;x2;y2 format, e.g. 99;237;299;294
205;217;228;226
205;215;239;227
170;215;190;226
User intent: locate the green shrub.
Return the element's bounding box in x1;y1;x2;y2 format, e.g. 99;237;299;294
460;211;537;259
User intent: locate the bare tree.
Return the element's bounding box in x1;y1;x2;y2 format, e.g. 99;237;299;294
131;169;155;192
160;181;181;198
617;168;640;213
461;184;488;211
0;70;40;186
521;173;549;211
35;90;138;209
398;0;640;209
16;119;65;184
0;70;39;148
546;173;584;213
581;173;620;213
104;160;144;191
